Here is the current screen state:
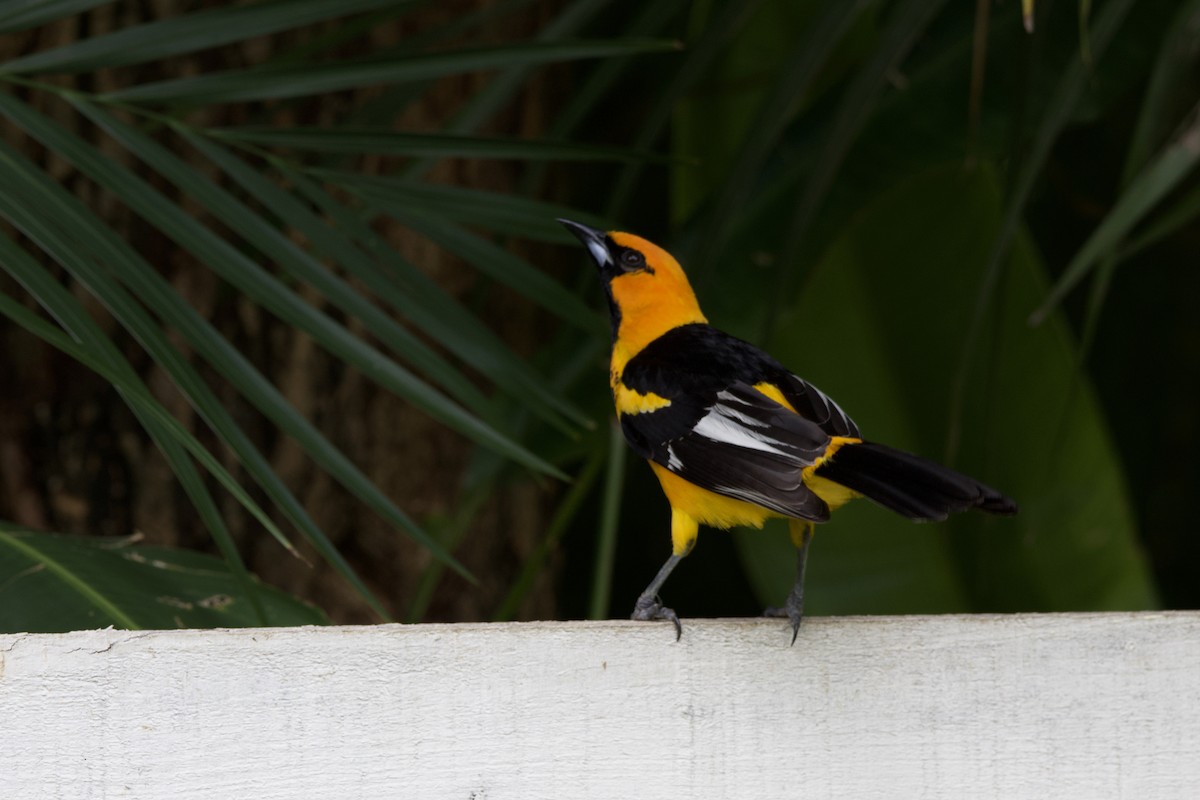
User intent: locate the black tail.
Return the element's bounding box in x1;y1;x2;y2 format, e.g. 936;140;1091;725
814;441;1017;521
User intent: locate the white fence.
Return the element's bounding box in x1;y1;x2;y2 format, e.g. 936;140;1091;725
3;613;1198;799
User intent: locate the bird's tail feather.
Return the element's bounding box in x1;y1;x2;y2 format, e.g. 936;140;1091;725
813;441;1016;521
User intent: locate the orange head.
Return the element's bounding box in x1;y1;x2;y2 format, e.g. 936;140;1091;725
559;219;707;364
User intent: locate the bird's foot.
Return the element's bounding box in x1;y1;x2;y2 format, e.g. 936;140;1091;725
763;596;804;646
631;594;682;641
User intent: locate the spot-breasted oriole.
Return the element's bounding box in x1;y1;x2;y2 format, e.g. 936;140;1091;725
561;219;1017;642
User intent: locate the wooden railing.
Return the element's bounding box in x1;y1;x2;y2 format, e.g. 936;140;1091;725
3;613;1198;799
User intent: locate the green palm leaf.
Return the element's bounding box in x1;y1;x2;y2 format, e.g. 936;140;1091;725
1;0;412;73
101;40;679;105
0;524;326;633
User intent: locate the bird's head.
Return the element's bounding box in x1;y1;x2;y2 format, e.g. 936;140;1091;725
558;219;705;353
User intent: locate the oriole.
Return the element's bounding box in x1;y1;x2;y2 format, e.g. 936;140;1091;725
561;218;1017;642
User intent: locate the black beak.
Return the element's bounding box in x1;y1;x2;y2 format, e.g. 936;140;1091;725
557;218;613;269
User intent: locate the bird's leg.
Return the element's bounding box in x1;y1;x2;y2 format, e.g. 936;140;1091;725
764;520;814;645
631;553;683;640
631;510;698;641
783;529;812;645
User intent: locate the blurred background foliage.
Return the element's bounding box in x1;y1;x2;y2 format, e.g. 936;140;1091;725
0;0;1195;634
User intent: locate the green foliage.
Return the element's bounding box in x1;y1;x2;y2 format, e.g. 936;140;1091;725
737;165;1155;614
584;0;1188;618
0;523;325;633
0;1;669;629
2;0;1194;630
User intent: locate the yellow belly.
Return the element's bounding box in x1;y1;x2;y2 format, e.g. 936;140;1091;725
649;460;857;530
649;462;779;530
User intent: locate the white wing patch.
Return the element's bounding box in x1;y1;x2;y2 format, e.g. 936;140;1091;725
712;390;769;427
667;444;682;470
692;402;794;458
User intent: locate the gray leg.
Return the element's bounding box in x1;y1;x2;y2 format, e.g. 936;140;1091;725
764;522;813;645
631;553;683;640
783;532;812;645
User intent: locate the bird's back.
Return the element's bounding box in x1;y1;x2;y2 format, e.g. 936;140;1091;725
618;322;860;439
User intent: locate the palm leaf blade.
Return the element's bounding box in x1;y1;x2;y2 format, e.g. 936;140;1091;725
103;39;680;105
1;0;413;73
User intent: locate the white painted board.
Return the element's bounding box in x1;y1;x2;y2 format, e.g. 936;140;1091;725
2;613;1198;799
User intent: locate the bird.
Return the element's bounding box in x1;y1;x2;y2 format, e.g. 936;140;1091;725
559;218;1017;643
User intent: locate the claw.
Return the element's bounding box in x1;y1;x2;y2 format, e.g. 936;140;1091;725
764;593;804;645
787;605;803;647
632;594;682;641
775;521;811;646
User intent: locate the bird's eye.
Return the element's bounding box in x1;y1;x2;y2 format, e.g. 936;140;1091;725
620;249;646;268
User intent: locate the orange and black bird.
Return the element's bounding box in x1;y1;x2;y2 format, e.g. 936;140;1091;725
560;219;1017;642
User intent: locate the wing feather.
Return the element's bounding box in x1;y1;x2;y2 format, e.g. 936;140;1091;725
776;373;861;438
616;323;859;520
622;382;832;520
618;322;860;437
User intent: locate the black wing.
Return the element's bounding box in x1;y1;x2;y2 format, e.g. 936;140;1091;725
616;323;868;519
774;372;860;439
619;380;833;522
621;323;860;438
